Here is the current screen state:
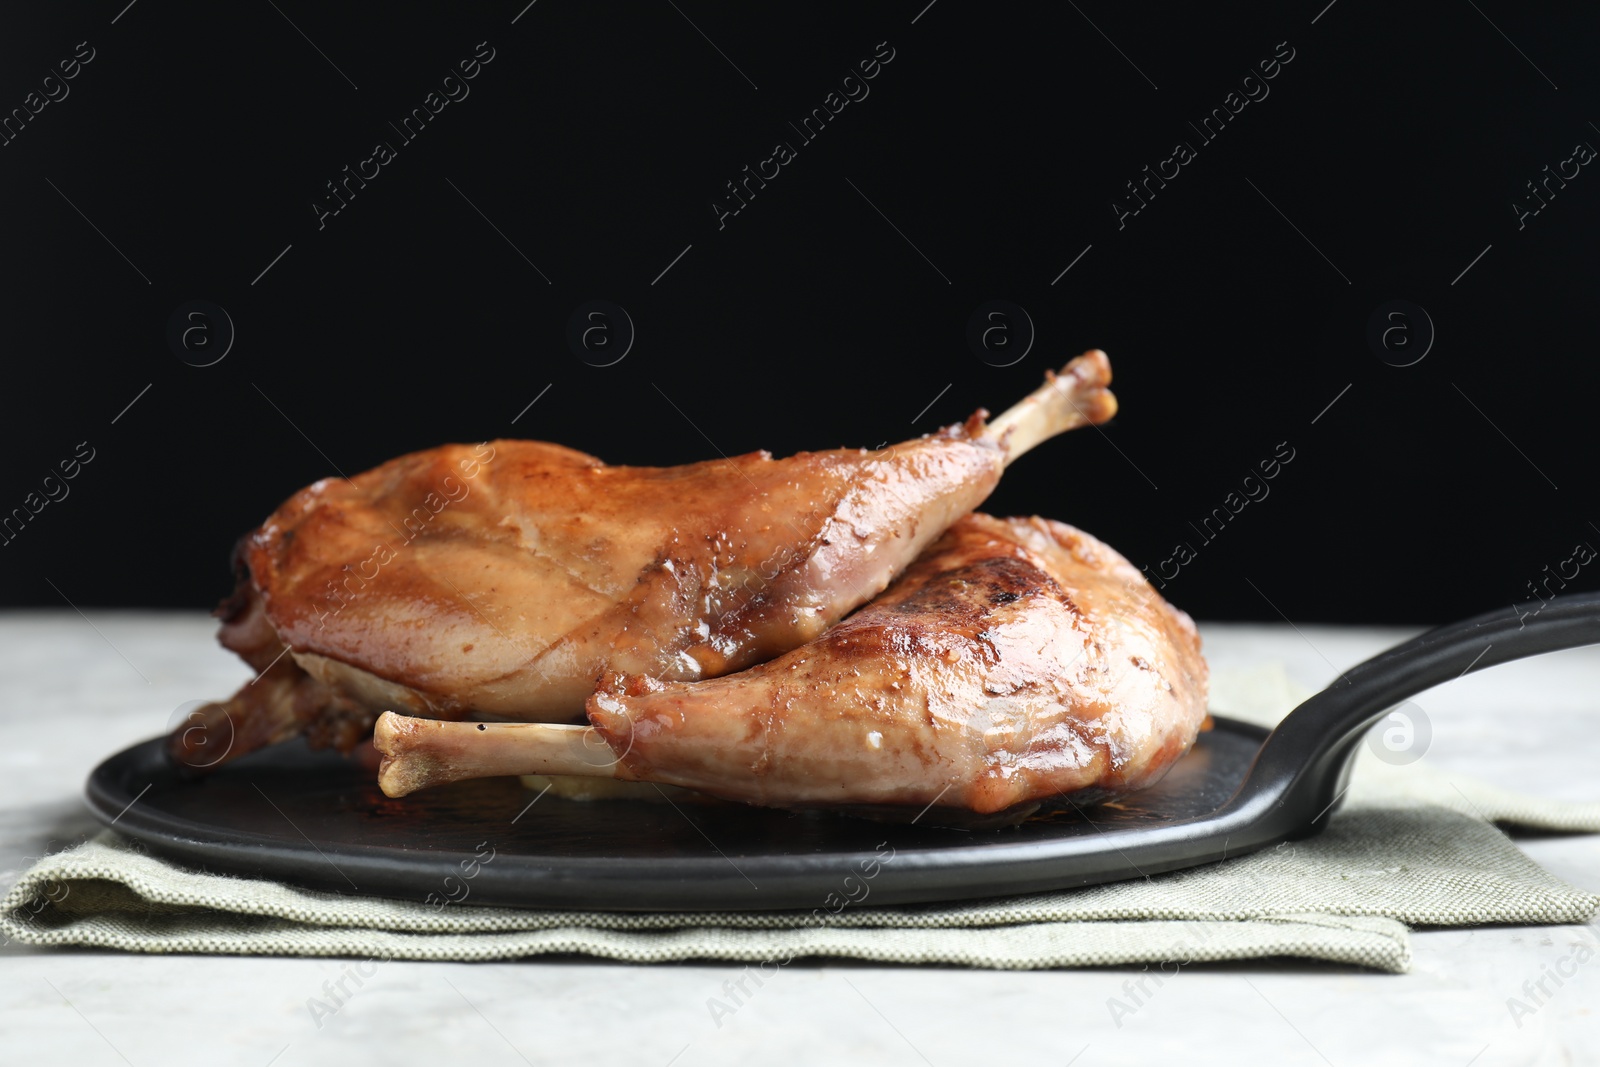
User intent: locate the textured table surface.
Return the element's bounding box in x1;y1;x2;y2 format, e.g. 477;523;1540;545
1;611;1597;1066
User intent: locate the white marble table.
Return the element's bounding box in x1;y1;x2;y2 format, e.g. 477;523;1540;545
1;612;1596;1066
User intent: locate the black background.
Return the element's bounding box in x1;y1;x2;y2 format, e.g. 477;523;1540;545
2;1;1596;624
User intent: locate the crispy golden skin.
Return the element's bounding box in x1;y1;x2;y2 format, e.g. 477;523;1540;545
587;515;1209;814
177;430;1012;767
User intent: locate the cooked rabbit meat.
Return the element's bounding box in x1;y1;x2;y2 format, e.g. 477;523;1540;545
172;353;1117;769
374;513;1209;815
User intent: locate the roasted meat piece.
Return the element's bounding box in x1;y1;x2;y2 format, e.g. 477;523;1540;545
374;513;1210;816
173;353;1117;768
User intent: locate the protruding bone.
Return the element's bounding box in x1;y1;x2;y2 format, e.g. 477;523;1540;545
983;349;1117;467
373;711;624;798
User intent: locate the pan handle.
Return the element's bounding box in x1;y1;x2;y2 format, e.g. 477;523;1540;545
1225;590;1600;841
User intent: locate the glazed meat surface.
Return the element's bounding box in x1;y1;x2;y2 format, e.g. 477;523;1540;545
585;515;1209;813
375;513;1210;815
174;353;1117;768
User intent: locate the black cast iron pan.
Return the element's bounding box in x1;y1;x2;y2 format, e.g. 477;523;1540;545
85;592;1600;911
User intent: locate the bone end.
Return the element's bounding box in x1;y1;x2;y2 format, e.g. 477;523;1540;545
1056;349;1117;424
374;711;442;797
985;349;1119;466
